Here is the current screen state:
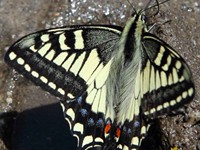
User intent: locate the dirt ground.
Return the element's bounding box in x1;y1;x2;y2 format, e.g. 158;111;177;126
0;0;199;150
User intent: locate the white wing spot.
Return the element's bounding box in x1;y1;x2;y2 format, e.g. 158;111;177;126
170;100;176;106
175;60;182;69
150;108;156;114
66;108;75;121
131;136;139;145
24;64;31;72
58;88;65;95
74;30;84;49
17;57;25;65
144;111;149;115
9;52;17;60
141;126;146;134
31;71;39;78
176;96;182;102
117;144;122;149
73;123;84;134
82;135;93;147
157;105;163;111
40;76;48;83
182;91;188;99
123;145;129;150
188;88;194;96
67;93;75;99
40;34;49;42
163;102;169;108
48;82;56;90
95;137;103;143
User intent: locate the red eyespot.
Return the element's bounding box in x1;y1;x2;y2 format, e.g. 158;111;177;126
115;127;121;138
104;123;111;134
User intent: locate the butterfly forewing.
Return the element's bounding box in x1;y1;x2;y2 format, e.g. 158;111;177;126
5;25;122;149
140;33;195;119
5;26;122;99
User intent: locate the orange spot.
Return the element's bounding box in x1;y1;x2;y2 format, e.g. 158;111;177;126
104;123;111;134
116;127;121;138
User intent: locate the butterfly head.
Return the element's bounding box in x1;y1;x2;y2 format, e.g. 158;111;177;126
130;0;170;25
134;11;147;27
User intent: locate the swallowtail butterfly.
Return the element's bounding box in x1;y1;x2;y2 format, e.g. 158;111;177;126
5;0;195;150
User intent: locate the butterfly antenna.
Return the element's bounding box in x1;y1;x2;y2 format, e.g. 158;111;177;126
144;0;155;11
143;0;170;16
126;0;137;14
154;0;160;16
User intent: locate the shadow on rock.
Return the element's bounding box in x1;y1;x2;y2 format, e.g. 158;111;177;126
1;103;77;150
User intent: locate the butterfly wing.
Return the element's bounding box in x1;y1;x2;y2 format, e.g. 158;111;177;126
4;25;122;149
140;32;195;120
112;32;195;150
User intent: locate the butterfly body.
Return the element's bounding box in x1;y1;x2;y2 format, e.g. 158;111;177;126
5;6;194;150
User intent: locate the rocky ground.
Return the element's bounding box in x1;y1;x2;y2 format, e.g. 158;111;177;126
0;0;199;150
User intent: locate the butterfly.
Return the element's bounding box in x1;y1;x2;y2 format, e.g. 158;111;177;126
4;0;195;150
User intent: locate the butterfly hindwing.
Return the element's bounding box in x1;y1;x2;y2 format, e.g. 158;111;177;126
140;32;195;119
60;59;116;149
